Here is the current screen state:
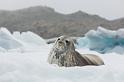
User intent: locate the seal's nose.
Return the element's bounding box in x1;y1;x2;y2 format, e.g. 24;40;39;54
58;41;62;44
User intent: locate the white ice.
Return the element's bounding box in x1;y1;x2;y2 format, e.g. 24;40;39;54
0;27;123;82
0;47;124;82
13;31;47;47
0;27;25;50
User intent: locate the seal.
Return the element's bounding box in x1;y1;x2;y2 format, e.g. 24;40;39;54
48;35;104;67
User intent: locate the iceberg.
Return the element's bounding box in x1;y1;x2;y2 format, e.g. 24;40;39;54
0;27;47;51
13;31;47;47
77;26;124;54
0;27;25;50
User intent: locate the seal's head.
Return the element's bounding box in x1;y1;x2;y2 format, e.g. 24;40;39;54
53;35;75;54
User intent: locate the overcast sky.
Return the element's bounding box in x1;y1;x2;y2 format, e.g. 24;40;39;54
0;0;123;20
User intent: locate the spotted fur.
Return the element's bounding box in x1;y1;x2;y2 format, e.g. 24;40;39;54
48;35;104;67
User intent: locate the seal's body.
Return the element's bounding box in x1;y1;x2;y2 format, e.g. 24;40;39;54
48;36;104;67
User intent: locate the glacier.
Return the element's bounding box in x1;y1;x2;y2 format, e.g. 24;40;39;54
77;27;124;54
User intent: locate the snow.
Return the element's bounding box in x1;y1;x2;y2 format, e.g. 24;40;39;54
77;26;124;54
0;27;124;82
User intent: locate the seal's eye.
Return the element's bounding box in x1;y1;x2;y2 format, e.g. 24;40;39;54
58;38;60;41
65;40;69;44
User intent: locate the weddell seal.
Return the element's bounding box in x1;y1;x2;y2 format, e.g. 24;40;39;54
48;35;104;67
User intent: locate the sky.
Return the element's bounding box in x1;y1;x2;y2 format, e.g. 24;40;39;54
0;0;123;20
